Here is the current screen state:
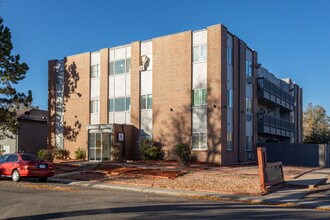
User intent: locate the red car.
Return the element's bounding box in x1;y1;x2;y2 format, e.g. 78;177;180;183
0;153;55;182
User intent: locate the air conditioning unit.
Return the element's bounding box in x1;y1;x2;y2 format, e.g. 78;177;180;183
246;113;252;121
247;75;253;84
139;55;150;72
248;152;254;160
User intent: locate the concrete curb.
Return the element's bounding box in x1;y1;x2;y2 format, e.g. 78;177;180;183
48;177;330;210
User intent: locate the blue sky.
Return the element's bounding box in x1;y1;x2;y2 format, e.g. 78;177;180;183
1;0;330;112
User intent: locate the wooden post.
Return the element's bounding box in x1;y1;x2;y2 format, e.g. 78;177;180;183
257;147;266;193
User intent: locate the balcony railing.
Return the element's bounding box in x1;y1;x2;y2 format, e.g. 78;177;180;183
257;113;294;138
257;77;294;111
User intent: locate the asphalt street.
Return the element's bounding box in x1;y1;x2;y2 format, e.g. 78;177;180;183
0;179;329;220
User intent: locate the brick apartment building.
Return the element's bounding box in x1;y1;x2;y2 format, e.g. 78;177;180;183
48;24;303;164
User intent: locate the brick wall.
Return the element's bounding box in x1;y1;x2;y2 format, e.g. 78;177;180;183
62;53;91;158
100;48;109;124
152;31;192;159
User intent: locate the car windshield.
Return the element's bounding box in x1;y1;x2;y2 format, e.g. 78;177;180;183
20;154;42;162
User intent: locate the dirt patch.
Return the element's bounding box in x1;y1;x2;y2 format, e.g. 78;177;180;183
54;163;80;175
95;165;186;179
55;162;318;195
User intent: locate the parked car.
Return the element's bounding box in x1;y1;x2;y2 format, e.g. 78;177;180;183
0;153;54;182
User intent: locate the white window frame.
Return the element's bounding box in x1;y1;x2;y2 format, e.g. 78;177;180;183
140;94;152;110
90;99;100;114
91;64;100;78
246;136;253;151
227;90;233;108
227;132;233;151
192;133;207;150
246;97;252;113
227;47;233;65
109;96;130;112
193;44;207;63
246;60;252;76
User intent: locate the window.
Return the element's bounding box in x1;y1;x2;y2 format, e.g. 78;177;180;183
109;97;130;112
193;44;207;62
90;100;99;113
227;133;233;151
7;155;18;162
192;133;207;150
126;97;131;111
115;97;126;112
0;154;10;163
246;60;252;76
91;65;100;78
126;58;131;73
109;58;131;75
141;94;152;110
246;136;253;151
193;88;207;106
246;98;252;113
227;47;232;64
227;90;233;108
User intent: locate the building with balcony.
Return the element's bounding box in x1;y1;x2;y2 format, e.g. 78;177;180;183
48;24;303;164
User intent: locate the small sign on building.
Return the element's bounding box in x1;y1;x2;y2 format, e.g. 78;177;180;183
117;132;125;142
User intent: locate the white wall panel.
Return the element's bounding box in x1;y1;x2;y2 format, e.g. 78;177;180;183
109;76;115;98
227;110;233;132
90;78;100;98
141;41;152;55
141;71;152;94
227;64;233;90
114;75;126;97
193;30;207;45
126;46;131;57
114;112;126;124
126;112;131;124
246;119;253;136
125;74;131;96
109;50;115;61
192;108;207;133
141;110;152;136
193;62;207;89
246;83;253;98
227;34;233;48
90;114;100;125
115;47;126;60
109;113;115;124
246;49;252;61
91;52;100;65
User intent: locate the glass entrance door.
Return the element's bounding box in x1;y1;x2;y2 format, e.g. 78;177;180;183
102;132;111;161
88;131;112;161
89;132;101;161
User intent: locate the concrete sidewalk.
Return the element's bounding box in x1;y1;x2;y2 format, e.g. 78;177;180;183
49;168;330;210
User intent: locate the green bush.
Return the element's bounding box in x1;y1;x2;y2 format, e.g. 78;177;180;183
54;148;70;160
75;147;86;160
139;139;163;160
37;149;54;162
175;143;191;166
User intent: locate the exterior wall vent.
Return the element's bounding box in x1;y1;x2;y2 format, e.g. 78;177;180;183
247;75;253;84
248;152;254;160
246;113;253;121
